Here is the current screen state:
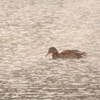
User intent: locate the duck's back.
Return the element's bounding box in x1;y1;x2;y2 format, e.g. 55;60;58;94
59;50;86;58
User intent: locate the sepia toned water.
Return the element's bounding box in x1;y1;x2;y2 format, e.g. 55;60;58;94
0;0;100;100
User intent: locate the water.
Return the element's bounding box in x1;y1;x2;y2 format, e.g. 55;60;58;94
0;0;100;100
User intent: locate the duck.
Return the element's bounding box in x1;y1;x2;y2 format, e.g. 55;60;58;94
45;47;86;59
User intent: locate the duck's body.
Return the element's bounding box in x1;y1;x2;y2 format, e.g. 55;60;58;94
46;47;86;59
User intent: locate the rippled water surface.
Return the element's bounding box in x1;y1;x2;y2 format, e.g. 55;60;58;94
0;0;100;100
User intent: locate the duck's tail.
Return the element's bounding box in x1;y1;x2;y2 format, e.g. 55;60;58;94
81;52;86;56
77;52;86;58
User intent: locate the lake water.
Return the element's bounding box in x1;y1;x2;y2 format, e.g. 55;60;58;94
0;0;100;100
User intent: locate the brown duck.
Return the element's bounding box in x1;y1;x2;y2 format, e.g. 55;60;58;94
45;47;86;59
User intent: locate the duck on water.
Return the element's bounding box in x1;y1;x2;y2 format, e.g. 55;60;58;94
45;47;86;59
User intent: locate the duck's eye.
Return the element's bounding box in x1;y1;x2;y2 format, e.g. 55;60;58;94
49;47;56;53
49;49;53;52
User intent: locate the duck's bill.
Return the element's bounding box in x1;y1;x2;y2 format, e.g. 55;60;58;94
45;52;51;57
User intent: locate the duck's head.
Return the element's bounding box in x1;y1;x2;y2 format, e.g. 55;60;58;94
45;47;58;56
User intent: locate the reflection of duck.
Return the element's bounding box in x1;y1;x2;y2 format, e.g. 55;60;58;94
45;47;86;59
